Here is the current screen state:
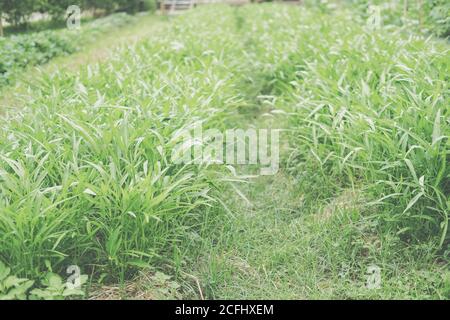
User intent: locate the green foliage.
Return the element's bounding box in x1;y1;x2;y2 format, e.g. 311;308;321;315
234;5;449;246
306;0;450;37
425;0;450;37
85;0;117;14
43;0;83;19
0;3;448;300
0;261;34;300
0;6;241;284
29;272;87;300
0;261;86;300
0;13;135;87
143;272;182;299
0;0;41;26
0;0;156;26
117;0;156;14
0;31;76;86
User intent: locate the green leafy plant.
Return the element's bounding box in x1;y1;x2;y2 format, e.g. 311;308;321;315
1;261;87;300
0;13;136;87
0;261;34;300
30;272;87;300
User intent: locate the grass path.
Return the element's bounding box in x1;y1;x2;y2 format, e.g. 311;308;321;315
42;15;168;72
0;13;169;112
185;110;447;299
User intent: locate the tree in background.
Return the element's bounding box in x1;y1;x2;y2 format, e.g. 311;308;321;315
0;0;41;27
85;0;117;16
117;0;156;14
43;0;84;20
0;0;157;35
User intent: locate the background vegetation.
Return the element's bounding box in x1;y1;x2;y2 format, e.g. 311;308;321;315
304;0;450;37
0;13;137;87
0;2;448;299
0;0;156;34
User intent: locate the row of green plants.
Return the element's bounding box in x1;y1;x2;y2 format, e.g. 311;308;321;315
0;5;247;298
304;0;450;37
233;4;449;249
0;13;135;87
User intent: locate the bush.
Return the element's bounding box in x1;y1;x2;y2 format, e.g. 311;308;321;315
0;0;41;26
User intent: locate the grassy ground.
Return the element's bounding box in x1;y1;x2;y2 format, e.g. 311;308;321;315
185;120;448;300
178;74;447;299
0;13;169;113
179;5;448;300
0;4;448;300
